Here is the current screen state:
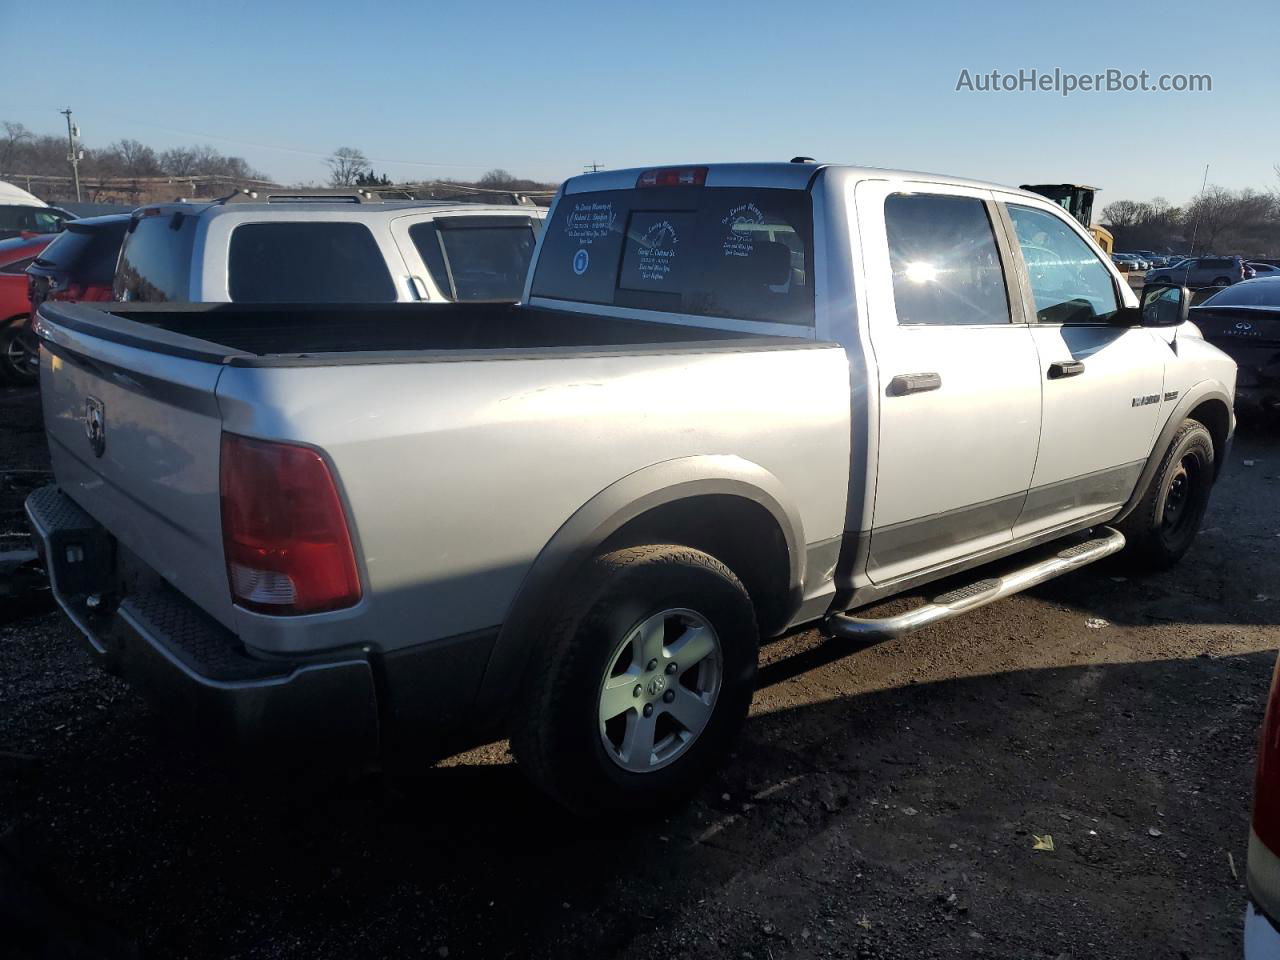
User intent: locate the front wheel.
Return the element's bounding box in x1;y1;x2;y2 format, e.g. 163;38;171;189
1118;419;1215;570
511;544;759;814
0;320;38;385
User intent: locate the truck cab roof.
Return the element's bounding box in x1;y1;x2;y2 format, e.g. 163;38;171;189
561;161;1040;199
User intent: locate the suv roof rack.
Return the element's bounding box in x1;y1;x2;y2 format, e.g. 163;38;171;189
208;187;383;205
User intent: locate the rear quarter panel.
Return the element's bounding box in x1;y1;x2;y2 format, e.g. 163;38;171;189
215;343;852;655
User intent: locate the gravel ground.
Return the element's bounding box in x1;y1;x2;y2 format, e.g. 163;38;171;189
2;382;1279;959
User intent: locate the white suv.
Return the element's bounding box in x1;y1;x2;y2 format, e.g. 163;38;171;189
113;191;546;304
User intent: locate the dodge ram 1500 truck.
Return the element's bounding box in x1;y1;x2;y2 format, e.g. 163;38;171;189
27;162;1237;813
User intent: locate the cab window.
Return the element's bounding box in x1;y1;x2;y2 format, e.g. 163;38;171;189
1007;204;1119;324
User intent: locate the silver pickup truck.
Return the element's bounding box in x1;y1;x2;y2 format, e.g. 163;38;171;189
27;162;1236;813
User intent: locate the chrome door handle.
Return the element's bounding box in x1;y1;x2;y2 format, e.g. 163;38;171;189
1048;360;1085;379
887;372;942;396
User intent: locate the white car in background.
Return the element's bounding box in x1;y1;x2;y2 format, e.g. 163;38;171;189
113;189;546;304
0;180;73;241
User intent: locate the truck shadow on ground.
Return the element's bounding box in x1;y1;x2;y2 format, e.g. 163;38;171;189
2;646;1271;959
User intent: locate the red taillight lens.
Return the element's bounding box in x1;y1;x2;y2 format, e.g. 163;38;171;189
1254;655;1280;849
219;433;361;615
636;166;707;188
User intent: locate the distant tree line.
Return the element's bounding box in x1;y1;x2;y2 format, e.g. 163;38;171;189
324;147;557;200
1;120;270;189
1102;183;1280;257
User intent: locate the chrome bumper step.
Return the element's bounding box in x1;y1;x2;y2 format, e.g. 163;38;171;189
823;527;1126;643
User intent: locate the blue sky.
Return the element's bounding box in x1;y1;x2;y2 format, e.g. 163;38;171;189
2;0;1276;205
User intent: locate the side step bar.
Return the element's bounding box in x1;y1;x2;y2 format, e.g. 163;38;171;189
823;527;1126;643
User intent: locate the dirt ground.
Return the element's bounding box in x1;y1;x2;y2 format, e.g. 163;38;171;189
2;382;1279;960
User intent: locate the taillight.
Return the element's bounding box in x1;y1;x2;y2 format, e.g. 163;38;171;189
1254;655;1280;850
219;433;361;615
636;166;707;188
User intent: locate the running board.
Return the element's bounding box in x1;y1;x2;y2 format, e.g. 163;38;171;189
822;527;1126;643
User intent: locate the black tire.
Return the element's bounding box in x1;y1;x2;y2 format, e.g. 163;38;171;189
0;319;37;386
1118;419;1215;570
1213;276;1232;287
511;544;758;815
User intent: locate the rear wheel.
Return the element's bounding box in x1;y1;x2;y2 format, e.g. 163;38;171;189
511;544;758;814
0;319;37;385
1213;276;1232;286
1118;419;1215;570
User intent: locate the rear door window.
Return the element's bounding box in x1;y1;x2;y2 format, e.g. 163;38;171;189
228;222;396;302
530;186;814;326
409;217;539;301
115;212;198;302
883;193;1010;326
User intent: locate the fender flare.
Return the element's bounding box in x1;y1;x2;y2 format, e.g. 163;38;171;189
1114;379;1234;523
474;455;806;715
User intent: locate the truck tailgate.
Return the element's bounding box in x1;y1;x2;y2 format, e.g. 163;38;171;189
38;318;234;628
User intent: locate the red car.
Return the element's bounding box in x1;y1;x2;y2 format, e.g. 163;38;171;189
10;214;130;385
0;233;55;383
1248;655;1280;956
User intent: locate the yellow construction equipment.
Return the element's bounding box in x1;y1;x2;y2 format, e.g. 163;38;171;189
1020;183;1113;254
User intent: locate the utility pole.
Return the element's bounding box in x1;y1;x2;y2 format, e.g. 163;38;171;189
584;162;603;173
60;108;82;202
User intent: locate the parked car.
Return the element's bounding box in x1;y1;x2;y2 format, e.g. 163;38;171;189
0;180;74;241
1190;276;1280;416
1248;262;1280;277
0;233;56;382
1147;256;1252;288
26;162;1236;813
8;215;132;386
113;192;546;304
1113;252;1149;271
1135;250;1171;268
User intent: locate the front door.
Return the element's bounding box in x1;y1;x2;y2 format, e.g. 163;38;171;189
857;181;1043;584
997;198;1166;536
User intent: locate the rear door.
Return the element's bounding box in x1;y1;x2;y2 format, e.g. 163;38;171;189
856;180;1042;583
996;196;1165;535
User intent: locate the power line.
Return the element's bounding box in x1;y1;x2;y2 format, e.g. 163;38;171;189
584;162;603;173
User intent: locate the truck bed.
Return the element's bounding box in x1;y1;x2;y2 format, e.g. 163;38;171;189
38;302;790;367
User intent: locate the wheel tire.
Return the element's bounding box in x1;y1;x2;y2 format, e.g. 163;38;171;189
1118;419;1215;571
1213;276;1232;287
0;320;37;386
511;544;758;815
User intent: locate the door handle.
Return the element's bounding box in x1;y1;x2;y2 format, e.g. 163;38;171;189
1048;360;1085;379
887;372;942;396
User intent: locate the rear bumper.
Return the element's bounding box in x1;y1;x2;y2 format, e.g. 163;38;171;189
25;485;380;762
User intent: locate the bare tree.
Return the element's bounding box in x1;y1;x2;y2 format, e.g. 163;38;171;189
160;147;199;177
326;147;371;186
106;138;161;177
0;121;33;172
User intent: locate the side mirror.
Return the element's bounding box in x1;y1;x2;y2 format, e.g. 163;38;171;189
1140;282;1190;327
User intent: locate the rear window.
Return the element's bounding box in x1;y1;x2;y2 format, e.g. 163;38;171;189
115;212;199;302
35;221;128;284
530;186;814;326
228;222;396;302
410;217;539;301
1199;281;1280;308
